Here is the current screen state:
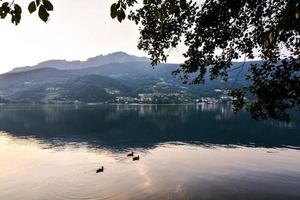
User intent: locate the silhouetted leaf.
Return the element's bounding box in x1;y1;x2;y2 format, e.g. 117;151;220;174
14;4;22;14
38;5;49;22
36;0;41;6
1;2;10;18
43;0;53;11
111;3;117;19
28;1;37;14
117;9;125;22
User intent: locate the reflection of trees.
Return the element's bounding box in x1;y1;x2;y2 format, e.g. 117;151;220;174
113;104;229;123
43;105;64;123
0;105;299;150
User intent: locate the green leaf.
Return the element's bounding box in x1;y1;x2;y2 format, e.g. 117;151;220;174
110;3;117;19
43;0;53;11
38;5;49;22
36;0;41;6
28;1;37;14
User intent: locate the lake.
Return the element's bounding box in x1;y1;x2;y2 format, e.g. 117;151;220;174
0;104;300;200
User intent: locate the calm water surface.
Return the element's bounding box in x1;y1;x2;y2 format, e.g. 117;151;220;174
0;104;300;200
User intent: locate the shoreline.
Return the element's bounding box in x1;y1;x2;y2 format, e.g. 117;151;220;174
0;102;230;107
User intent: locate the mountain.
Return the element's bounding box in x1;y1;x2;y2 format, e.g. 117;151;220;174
9;52;149;73
0;68;74;95
0;52;259;104
11;74;132;103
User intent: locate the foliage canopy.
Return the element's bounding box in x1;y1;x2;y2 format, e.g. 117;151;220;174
111;0;300;121
0;0;53;24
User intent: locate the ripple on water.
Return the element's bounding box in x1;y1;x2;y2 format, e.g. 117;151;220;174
28;157;152;200
2;131;300;200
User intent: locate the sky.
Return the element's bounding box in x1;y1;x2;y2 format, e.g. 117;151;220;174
0;0;188;74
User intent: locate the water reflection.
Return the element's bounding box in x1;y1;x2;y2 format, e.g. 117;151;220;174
1;132;300;200
0;104;299;150
0;104;300;200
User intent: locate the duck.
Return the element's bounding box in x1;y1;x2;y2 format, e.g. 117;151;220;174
133;155;139;161
127;152;134;157
96;166;104;173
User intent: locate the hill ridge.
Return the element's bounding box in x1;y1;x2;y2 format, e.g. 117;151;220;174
8;52;149;74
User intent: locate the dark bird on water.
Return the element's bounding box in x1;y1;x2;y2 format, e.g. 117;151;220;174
96;166;104;173
133;155;139;161
127;152;134;157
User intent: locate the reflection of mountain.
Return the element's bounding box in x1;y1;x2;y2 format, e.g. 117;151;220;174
0;105;299;150
0;52;259;103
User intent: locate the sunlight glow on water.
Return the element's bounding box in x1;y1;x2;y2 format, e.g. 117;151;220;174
1;132;300;200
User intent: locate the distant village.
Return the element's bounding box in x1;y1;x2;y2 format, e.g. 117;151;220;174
0;88;239;105
111;89;234;105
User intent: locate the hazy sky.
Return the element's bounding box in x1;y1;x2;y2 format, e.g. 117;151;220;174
0;0;188;74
